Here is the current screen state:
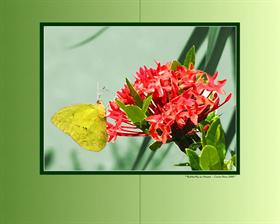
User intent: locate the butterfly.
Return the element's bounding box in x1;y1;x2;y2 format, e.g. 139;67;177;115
51;101;108;152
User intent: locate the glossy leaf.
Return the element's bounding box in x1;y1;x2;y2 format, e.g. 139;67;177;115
223;159;234;170
115;99;126;111
205;111;217;123
171;60;181;70
126;78;143;107
231;154;236;166
116;100;146;123
205;118;227;162
199;145;221;170
216;124;226;161
142;94;153;114
186;149;201;170
205;118;220;146
183;46;195;68
186;142;201;151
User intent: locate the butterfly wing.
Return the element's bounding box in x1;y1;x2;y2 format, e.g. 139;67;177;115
51;104;107;151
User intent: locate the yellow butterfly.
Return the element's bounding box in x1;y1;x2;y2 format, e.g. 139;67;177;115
51;101;108;152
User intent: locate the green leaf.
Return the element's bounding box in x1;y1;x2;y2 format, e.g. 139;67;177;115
126;78;143;107
205;111;217;123
186;142;201;151
142;95;153;114
186;149;201;170
199;145;221;170
231;154;236;166
183;46;195;68
171;60;181;70
115;99;126;111
216;124;221;142
149;141;163;151
198;123;207;147
123;105;146;123
116;100;146;123
216;124;226;161
223;159;234;170
205;118;220;146
205;118;227;163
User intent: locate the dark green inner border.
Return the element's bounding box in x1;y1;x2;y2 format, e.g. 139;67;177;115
40;22;240;175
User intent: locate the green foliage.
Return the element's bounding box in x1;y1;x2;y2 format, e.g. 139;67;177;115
122;26;236;171
205;118;227;165
124;106;145;123
117;80;154;128
142;94;153;115
223;158;236;171
126;78;143;107
186;149;200;170
231;154;236;166
183;45;195;68
205;111;218;123
171;60;182;70
115;99;146;123
205;118;220;146
186;142;201;151
199;145;221;170
183;116;234;171
116;95;154;132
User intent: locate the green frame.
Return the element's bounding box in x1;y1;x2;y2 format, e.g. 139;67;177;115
40;22;240;175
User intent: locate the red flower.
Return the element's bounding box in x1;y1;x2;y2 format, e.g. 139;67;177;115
106;101;147;142
106;61;232;143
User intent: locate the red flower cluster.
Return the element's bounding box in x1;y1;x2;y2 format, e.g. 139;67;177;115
106;62;231;143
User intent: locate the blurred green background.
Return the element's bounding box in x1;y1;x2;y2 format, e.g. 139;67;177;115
44;25;237;171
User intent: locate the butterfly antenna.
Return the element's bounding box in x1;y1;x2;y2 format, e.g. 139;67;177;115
97;82;101;100
96;82;102;104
